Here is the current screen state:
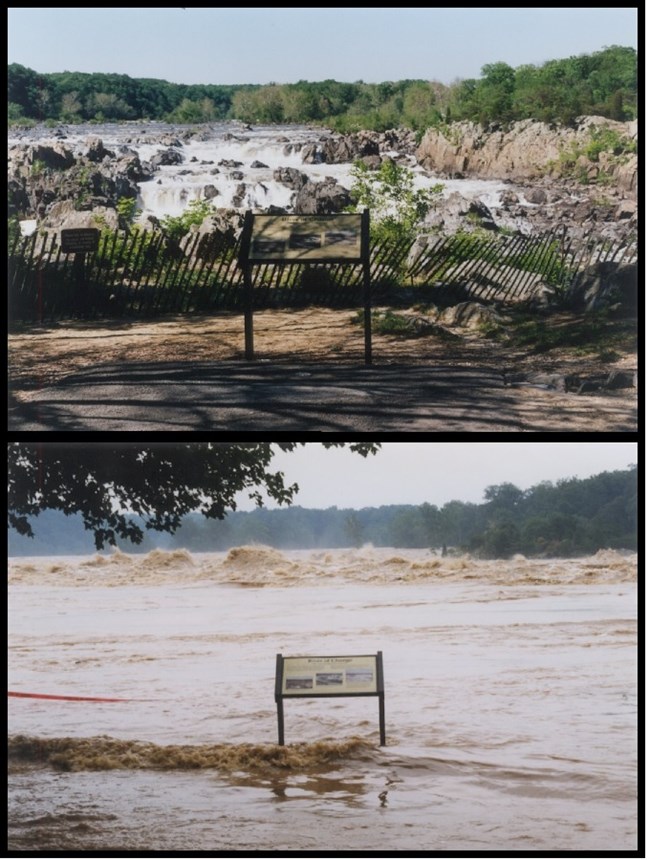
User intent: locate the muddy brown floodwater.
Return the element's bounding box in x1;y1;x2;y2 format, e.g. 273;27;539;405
8;546;638;852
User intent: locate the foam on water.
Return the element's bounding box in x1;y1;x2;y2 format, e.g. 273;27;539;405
8;545;638;588
9;734;375;773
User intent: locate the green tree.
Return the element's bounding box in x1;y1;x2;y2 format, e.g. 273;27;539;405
116;196;142;230
7;443;380;550
60;90;83;122
7;63;43;116
168;97;217;123
86;91;134;120
344;512;364;548
483;482;524;511
401;81;441;131
8;102;25;121
7;45;637;128
475;61;516;124
347;159;442;244
476;519;520;558
439;499;473;547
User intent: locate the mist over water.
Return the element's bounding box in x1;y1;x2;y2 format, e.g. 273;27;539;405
8;546;638;852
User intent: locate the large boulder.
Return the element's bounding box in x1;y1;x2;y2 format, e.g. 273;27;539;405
203;184;220;200
107;153;154;196
84;136;115;162
28;143;75;170
273;167;309;190
300;131;385;165
183;209;244;259
300;142;325;164
150;147;184;168
41;199;119;233
293;178;352;214
567;261;637;313
423;192;499;233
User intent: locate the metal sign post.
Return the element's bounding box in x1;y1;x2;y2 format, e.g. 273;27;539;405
274;651;385;746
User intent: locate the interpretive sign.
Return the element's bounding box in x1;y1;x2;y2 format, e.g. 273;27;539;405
275;652;385;745
248;214;364;262
60;228;100;254
238;210;372;363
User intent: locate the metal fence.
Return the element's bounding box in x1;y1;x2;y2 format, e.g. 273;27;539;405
8;225;637;324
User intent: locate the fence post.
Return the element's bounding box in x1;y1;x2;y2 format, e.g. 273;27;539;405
239;211;255;360
361;209;372;365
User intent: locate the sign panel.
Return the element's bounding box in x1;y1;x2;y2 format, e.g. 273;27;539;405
274;652;385;745
281;655;378;696
248;214;363;262
60;228;100;254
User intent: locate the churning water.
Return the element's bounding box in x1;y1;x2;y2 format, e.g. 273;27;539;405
8;546;638;852
10;122;514;228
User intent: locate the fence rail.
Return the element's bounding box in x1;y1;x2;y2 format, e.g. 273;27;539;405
8;225;637;324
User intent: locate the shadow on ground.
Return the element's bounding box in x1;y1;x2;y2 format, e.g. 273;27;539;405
8;360;528;432
9;359;637;433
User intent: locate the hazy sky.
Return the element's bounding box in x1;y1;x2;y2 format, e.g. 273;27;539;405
8;7;638;86
236;442;637;511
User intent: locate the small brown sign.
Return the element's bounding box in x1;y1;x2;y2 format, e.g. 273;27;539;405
61;228;100;253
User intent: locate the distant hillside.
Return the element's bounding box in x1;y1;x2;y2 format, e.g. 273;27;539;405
8;466;637;559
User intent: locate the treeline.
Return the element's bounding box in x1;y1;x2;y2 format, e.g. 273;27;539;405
8;467;637;559
8;45;636;131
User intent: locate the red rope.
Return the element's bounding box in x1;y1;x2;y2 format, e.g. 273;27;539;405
9;691;138;702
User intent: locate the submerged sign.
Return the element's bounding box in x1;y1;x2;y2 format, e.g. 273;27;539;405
274;652;385;745
281;655;378;695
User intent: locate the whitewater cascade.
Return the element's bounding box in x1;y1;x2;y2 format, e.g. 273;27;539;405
9;122;515;231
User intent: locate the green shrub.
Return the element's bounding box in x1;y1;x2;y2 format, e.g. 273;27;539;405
30;159;47;177
585;127;636;162
8;215;21;246
116;196;141;225
347;160;443;245
161;199;215;241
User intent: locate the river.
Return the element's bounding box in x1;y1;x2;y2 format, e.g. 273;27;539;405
9;121;520;233
8;545;638;852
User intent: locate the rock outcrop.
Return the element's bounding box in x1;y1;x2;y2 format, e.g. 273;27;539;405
301;128;417;166
416;116;637;193
7;138;154;225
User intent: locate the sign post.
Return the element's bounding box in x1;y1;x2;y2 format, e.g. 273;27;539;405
61;229;100;316
274;651;385;746
239;211;372;364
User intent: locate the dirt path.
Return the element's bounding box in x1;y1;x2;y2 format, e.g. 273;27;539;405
8;308;637;432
